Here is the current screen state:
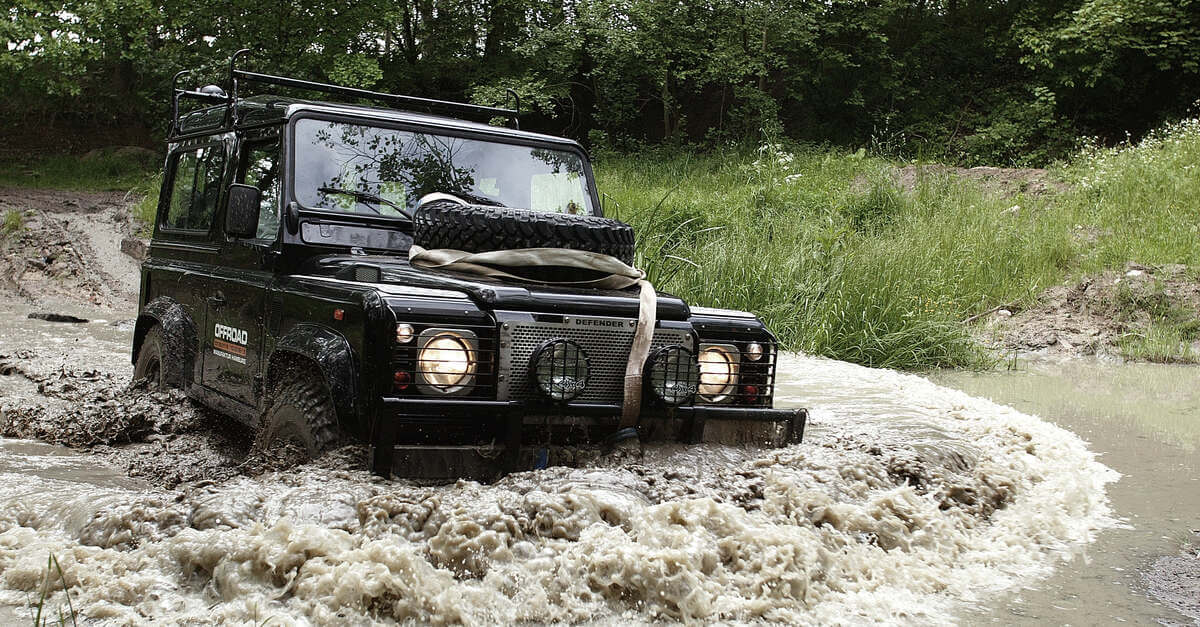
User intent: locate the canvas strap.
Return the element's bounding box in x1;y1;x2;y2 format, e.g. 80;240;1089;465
409;245;656;427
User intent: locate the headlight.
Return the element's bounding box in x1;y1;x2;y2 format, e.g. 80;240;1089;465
530;339;589;401
698;344;739;402
416;329;477;395
646;345;699;406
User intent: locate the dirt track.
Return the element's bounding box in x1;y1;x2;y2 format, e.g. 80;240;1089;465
0;188;142;308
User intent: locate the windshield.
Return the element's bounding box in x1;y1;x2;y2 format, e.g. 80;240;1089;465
293;118;595;218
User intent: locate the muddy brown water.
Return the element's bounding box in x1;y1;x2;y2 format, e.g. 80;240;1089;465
932;360;1200;625
0;300;1192;624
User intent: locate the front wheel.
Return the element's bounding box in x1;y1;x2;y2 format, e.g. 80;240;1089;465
256;372;340;458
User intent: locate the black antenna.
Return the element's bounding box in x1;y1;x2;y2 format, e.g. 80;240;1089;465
505;88;521;129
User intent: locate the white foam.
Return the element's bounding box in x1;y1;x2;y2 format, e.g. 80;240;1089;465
0;353;1117;624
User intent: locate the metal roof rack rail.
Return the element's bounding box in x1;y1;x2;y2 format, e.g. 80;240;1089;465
169;48;521;138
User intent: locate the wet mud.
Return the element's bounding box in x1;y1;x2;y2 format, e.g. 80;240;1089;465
1144;533;1200;624
0;187;142;308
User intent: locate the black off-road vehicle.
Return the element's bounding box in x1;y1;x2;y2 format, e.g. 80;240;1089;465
132;52;805;479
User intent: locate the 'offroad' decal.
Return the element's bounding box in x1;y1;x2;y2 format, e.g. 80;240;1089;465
213;323;248;364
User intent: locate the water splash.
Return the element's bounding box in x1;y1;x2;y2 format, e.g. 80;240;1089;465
0;353;1117;624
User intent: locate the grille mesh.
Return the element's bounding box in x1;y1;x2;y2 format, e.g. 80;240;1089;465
501;319;692;403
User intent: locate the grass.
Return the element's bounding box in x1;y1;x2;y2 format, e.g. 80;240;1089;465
27;553;77;627
1111;278;1200;363
1119;322;1200;364
599;120;1200;369
1062;119;1200;271
3;209;24;237
5;117;1198;369
0;148;159;191
129;173;161;236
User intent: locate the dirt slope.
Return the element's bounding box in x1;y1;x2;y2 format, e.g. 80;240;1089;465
0;188;143;309
977;263;1200;361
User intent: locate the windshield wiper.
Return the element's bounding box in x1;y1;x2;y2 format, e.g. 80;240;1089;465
451;191;506;207
317;187;413;220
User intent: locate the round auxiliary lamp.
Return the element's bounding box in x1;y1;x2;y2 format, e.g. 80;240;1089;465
645;345;701;406
529;339;591;402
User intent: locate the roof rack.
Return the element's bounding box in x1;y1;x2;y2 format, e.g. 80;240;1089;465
169;48;521;138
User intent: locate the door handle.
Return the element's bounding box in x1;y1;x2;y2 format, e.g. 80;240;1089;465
208;294;226;306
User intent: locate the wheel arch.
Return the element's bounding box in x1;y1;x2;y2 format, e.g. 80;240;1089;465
265;323;358;430
132;296;198;383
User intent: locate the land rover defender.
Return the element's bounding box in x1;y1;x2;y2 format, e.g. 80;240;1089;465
131;51;806;479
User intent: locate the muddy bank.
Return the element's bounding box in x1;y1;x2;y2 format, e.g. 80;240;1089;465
0;187;143;309
1144;531;1200;623
888;164;1069;197
977;262;1200;360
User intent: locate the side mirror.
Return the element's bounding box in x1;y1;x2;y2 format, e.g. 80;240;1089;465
225;183;261;238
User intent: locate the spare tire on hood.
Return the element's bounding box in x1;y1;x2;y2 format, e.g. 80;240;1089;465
412;199;637;265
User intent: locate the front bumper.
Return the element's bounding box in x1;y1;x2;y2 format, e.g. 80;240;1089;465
369;397;807;480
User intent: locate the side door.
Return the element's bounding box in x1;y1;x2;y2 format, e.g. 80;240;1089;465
201;134;282;407
148;141;227;388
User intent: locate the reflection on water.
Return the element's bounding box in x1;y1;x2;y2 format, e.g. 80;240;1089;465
935;358;1200;451
933;358;1200;625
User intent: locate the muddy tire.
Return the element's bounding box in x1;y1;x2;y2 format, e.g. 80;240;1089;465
133;325;184;390
257;372;339;458
413;201;636;265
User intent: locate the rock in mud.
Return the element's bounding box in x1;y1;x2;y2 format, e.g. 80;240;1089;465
119;237;147;261
1142;532;1200;623
26;312;89;323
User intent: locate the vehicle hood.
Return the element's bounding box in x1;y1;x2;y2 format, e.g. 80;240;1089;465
302;255;692;320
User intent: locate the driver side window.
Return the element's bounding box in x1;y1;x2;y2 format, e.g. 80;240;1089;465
239;140;281;240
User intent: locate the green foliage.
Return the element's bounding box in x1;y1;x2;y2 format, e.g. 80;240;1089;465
1059;118;1200;269
601;116;1200;369
328;55;383;89
4;0;1198;164
601;145;1068;369
1119;322;1200;364
3;210;24;237
130;173;162;237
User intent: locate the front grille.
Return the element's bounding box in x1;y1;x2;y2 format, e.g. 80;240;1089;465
498;315;693;403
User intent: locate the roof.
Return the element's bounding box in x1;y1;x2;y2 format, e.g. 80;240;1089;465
174;95;583;150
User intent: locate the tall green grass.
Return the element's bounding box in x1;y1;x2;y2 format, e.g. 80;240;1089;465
599;121;1200;369
1060;118;1200;270
0;148;159;191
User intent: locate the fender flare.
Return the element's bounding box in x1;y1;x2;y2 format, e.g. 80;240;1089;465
132;296;198;384
266;323;357;423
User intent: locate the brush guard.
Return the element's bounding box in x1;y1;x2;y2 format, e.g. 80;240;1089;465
370;398;807;481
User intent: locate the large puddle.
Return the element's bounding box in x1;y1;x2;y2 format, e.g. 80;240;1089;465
933;359;1200;624
0;306;1130;623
